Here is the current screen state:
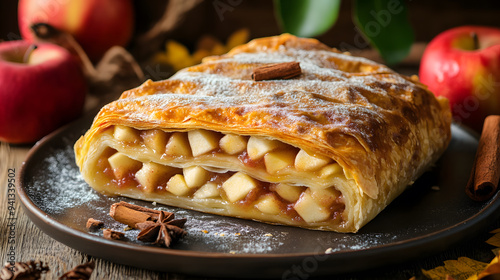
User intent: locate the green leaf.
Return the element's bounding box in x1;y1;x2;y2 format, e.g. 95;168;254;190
274;0;341;38
353;0;414;65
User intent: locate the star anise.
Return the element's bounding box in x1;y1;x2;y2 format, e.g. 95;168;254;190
0;260;49;280
136;211;187;248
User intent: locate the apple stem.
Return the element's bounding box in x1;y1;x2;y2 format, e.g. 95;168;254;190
471;32;479;50
23;44;38;63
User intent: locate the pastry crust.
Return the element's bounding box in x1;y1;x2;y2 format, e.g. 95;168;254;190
75;34;451;232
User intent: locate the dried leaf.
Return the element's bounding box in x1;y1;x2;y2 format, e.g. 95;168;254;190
58;261;95;280
468;275;479;280
491;228;500;234
492;248;500;256
226;29;250;50
155;40;193;71
486;232;500;247
477;256;500;280
422;257;488;280
154;29;250;71
0;260;49;280
196;35;224;54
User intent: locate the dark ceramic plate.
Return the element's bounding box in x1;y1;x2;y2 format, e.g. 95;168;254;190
18;112;500;279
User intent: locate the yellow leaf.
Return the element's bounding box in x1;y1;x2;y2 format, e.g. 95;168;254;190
477;256;500;280
154;52;170;65
153;30;250;72
211;43;227;56
422;257;488;280
492;248;500;256
490;228;500;234
162;40;193;71
197;35;223;52
486;232;500;247
192;49;212;64
226;28;250;50
165;40;191;60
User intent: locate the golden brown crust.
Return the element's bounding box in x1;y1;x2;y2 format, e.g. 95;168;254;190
75;34;451;232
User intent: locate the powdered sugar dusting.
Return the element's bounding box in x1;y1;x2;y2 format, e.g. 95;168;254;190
28;141;100;215
108;38;418;147
175;209;286;253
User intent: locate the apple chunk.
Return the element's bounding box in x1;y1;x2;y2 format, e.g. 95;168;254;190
293;191;331;223
274;183;304;202
219;134;247;155
165;132;192;157
294;149;332;171
264;149;296;174
135;162;176;192
222;172;258;202
142;129;169;154
255;194;282;215
193;182;220;199
183;166;210;188
319;163;343;178
108;152;141;179
113;126;140;143
309;188;339;208
247;136;285;160
188;130;221;157
166;174;190;196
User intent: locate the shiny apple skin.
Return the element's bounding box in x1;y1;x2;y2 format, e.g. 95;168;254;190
0;41;86;143
18;0;134;61
419;26;500;131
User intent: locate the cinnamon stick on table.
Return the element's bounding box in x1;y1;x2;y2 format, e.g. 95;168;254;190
466;115;500;201
251;62;301;81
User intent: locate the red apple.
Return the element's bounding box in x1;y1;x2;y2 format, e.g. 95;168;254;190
0;41;86;144
18;0;134;62
419;26;500;131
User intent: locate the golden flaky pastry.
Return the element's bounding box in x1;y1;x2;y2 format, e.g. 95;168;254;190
75;34;451;232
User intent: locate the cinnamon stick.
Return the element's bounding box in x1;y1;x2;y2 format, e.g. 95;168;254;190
251;62;301;81
109;201;161;228
466;115;500;201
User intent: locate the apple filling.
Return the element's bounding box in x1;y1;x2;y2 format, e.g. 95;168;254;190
94;125;347;226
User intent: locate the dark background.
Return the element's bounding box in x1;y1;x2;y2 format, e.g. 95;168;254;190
2;0;500;52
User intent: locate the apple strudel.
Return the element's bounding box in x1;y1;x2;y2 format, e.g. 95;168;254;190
74;34;452;232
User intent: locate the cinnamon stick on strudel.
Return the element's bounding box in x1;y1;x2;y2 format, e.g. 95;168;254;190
74;34;451;232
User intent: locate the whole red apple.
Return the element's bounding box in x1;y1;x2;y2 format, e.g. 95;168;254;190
0;41;86;144
419;26;500;131
18;0;134;62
